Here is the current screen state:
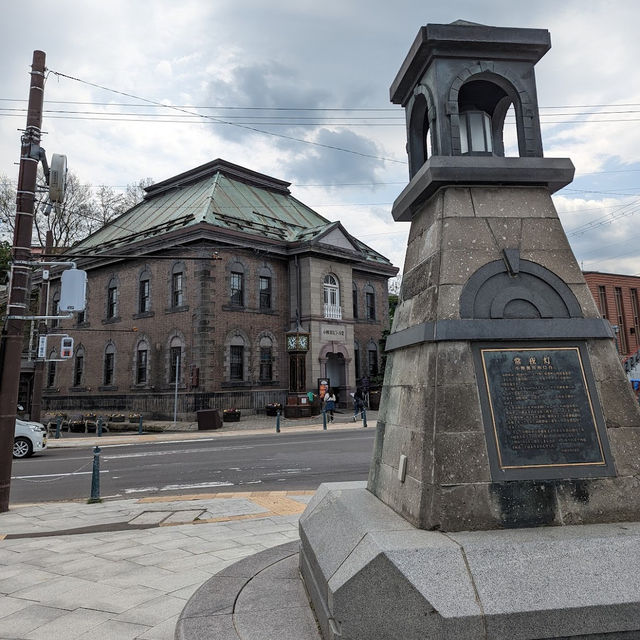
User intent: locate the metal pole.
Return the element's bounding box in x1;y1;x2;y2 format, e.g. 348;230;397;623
322;409;327;430
30;229;53;423
88;446;101;503
97;417;102;437
362;408;367;428
173;353;179;426
55;416;61;439
0;51;46;513
138;415;143;435
276;409;280;433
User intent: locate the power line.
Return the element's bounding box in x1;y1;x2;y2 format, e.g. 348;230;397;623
47;70;407;166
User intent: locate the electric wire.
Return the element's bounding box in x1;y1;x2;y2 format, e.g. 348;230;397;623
46;70;407;165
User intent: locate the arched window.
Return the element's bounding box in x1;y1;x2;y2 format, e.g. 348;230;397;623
73;345;85;387
229;335;245;380
138;269;151;314
170;263;185;309
367;340;379;377
323;274;341;319
259;266;273;311
353;341;361;380
259;336;273;382
169;336;183;384
51;290;60;328
365;284;376;321
103;342;116;386
230;262;245;307
352;283;358;319
107;277;118;319
135;340;149;385
47;350;57;388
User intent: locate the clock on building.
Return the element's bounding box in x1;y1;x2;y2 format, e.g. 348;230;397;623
286;332;310;352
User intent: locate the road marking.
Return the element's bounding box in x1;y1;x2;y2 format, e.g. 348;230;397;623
138;489;315;503
103;445;252;460
125;480;234;494
11;470;109;479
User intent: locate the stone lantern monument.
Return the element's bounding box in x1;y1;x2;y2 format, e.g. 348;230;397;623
300;21;640;640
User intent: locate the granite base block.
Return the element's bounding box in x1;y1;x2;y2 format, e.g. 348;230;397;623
299;483;640;640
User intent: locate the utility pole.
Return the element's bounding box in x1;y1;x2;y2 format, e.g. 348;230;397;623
0;51;46;513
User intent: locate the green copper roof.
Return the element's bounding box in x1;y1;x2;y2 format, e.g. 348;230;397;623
70;159;393;266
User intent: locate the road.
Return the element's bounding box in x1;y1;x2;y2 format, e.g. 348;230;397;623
9;428;376;503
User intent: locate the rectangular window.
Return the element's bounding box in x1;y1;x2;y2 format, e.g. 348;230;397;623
104;353;114;386
632;289;640;349
107;286;118;318
354;345;361;380
47;361;56;388
139;279;150;313
76;309;86;324
172;273;184;307
136;349;148;384
598;285;608;319
170;346;181;383
259;276;272;310
230;345;244;380
368;348;378;377
366;292;376;320
615;287;628;354
260;347;273;381
74;355;83;387
353;289;358;319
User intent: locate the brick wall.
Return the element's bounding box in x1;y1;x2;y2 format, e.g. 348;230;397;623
583;271;640;359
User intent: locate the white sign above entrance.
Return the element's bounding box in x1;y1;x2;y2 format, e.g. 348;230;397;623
321;324;346;342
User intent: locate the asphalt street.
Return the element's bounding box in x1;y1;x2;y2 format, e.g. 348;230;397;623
10;428;376;503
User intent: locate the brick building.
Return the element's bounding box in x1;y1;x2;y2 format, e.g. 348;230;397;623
37;159;397;418
583;271;640;368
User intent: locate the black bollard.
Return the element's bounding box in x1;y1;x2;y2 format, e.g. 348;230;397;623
55;417;61;439
362;408;367;428
276;409;281;433
138;415;143;435
97;417;103;437
88;446;102;504
322;409;327;430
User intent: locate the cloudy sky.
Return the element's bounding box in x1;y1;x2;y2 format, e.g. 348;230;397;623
1;0;640;277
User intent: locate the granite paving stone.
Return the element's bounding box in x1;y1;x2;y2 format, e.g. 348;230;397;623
73;618;150;640
138;614;180;640
115;594;188;626
25;607;112;640
0;603;69;637
1;490;308;640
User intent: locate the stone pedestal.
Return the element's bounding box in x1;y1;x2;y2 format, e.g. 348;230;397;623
300;482;640;640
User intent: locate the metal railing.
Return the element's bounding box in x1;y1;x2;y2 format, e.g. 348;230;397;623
323;303;342;320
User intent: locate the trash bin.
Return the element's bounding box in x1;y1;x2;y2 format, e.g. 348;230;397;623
196;409;222;430
369;390;381;410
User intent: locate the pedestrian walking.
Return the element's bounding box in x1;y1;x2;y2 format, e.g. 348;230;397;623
324;388;337;422
352;387;365;421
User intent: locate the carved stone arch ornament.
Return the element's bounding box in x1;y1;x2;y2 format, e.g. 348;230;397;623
459;252;583;320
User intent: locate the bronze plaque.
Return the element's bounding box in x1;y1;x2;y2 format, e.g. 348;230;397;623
475;344;615;480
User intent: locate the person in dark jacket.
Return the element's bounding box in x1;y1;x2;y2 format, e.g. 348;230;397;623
352;387;365;421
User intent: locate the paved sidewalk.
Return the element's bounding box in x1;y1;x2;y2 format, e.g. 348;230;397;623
0;491;312;640
45;410;377;449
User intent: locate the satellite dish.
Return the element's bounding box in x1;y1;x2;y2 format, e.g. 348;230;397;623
49;154;67;203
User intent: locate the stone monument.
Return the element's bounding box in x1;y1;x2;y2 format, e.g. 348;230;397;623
300;21;640;640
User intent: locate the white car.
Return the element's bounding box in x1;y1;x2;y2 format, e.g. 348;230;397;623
14;418;47;459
